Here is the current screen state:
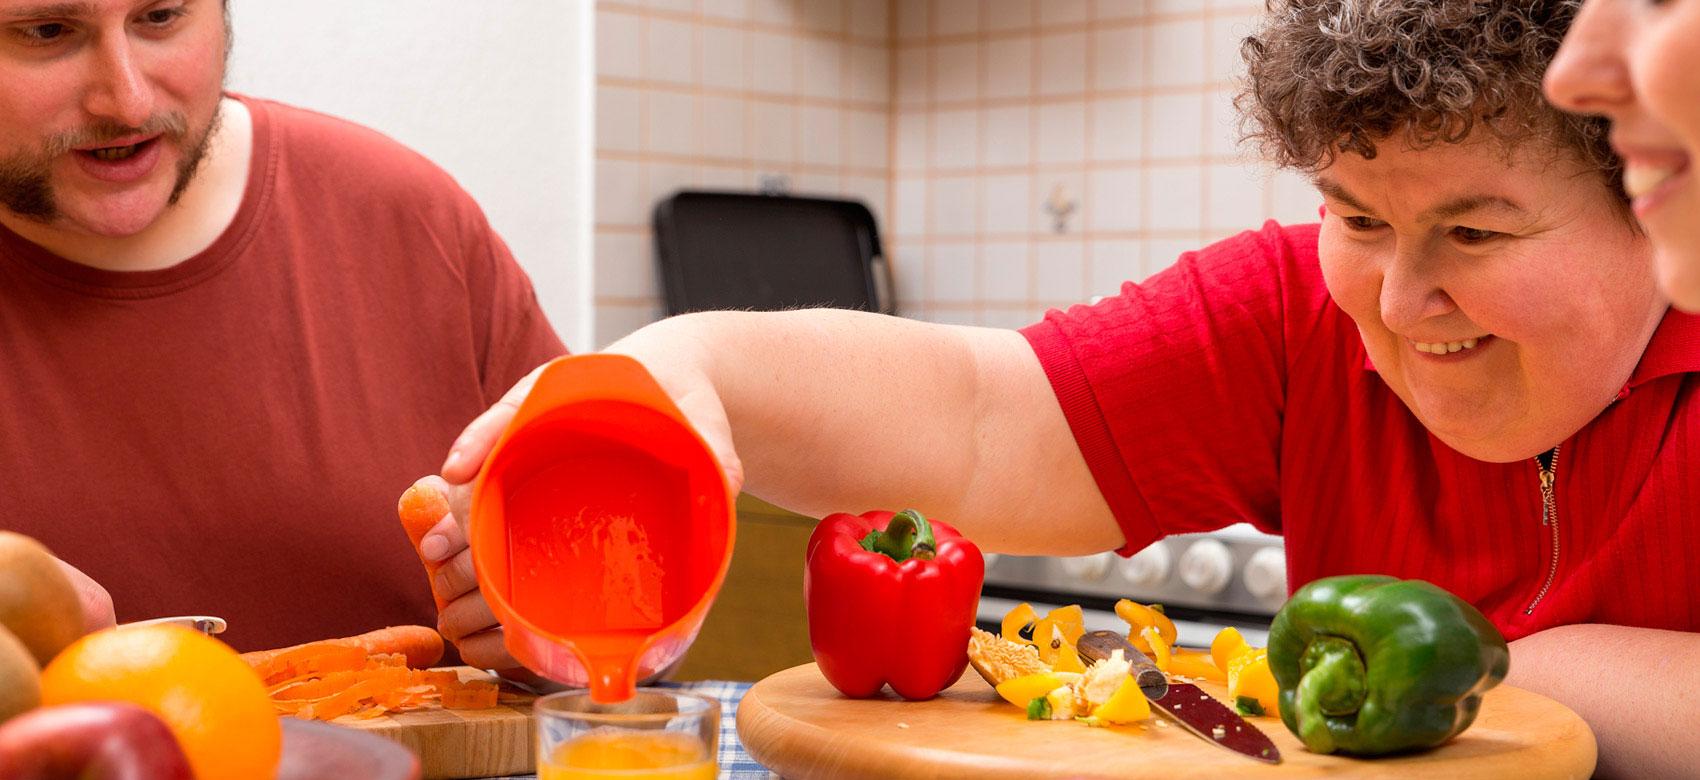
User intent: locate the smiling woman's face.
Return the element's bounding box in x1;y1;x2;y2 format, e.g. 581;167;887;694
1317;133;1666;462
1547;0;1700;311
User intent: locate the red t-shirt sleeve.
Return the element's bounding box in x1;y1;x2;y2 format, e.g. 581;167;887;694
1022;221;1320;554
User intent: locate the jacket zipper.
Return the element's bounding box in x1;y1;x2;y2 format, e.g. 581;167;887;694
1524;446;1561;615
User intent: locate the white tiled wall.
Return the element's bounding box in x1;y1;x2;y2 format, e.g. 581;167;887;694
593;0;891;347
593;1;1322;344
888;2;1319;325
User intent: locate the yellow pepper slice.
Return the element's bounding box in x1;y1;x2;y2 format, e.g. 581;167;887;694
1089;675;1151;724
1002;603;1038;645
1226;648;1278;717
1165;649;1227;683
1051;645;1086;674
1116;599;1178;654
994;671;1079;709
997;602;1089;674
1139;626;1171;673
1210;626;1249;675
1029;606;1086;666
1046;604;1085;628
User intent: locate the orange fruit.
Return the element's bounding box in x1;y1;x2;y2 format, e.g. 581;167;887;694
40;625;281;780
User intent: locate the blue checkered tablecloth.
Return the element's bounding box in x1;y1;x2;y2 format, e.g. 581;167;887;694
489;680;774;780
659;680;770;778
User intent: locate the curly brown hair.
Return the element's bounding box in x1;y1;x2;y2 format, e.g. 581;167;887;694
1237;0;1619;194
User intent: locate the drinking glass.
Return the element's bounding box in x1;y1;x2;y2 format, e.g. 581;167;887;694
535;689;718;779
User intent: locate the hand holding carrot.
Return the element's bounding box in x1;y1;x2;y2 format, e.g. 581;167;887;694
396;476;521;671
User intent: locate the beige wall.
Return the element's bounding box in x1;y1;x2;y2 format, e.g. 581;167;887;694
592;0;1322;344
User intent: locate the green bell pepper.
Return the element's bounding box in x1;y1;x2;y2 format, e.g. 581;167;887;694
1267;575;1510;756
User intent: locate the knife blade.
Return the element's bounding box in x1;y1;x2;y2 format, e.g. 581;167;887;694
116;615;228;636
1078;630;1281;764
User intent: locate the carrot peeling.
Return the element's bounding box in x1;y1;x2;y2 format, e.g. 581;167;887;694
242;626;494;721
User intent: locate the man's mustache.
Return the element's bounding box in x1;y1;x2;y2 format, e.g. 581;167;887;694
44;113;190;157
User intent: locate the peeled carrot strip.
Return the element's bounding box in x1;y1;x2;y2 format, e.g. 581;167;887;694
255;629;505;720
273;671;360;700
254;643;369;686
302;673;409;721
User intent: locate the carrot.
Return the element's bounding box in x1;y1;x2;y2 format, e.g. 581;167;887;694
397;482;455;610
242;625;445;672
267;665;499;720
439;679;500;709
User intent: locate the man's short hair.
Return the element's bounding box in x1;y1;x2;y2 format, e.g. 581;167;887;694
1237;0;1618;193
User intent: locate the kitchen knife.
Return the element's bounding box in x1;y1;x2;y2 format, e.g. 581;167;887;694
116;615;228;636
1078;630;1281;764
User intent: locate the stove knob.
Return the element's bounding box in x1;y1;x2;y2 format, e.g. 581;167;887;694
1119;541;1171;587
1178;539;1233;595
1060;552;1114;582
1243;547;1287;603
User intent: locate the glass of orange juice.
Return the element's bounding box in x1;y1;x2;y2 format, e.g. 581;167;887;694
536;689;718;779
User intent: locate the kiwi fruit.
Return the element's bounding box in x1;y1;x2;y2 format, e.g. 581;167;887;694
0;624;41;723
0;532;86;666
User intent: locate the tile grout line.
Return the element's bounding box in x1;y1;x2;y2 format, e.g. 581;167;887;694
1025;0;1041;322
1083;0;1100;305
973;3;988;326
1137;5;1154;281
1199;3;1215;251
884;0;900;316
922;0;938;318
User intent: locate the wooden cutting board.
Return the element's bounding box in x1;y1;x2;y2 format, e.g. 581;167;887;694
738;664;1597;779
330;667;537;780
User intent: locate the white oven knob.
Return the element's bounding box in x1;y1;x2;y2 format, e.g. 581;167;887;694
1243;547;1287;602
1178;539;1233;595
1119;542;1171;587
1060;552;1114;582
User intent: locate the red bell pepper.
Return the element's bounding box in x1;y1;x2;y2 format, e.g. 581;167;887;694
805;509;985;700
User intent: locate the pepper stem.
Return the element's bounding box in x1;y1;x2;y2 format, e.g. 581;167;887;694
858;509;937;562
1293;636;1367;755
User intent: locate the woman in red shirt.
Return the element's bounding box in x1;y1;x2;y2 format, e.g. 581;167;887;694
430;3;1694;777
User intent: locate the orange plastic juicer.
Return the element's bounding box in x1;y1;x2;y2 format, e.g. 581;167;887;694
469;354;736;703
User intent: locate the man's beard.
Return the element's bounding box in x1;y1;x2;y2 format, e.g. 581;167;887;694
0;105;223;224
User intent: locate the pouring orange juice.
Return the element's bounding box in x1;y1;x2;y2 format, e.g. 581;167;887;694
468;354;735;703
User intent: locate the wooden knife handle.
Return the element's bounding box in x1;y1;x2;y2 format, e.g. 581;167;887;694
1077;630;1169;698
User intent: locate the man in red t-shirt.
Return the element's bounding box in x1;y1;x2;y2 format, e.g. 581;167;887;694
428;2;1689;776
0;0;564;665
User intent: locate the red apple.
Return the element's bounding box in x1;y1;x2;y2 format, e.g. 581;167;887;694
0;702;193;780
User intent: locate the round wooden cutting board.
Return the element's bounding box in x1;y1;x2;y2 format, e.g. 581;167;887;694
737;664;1596;779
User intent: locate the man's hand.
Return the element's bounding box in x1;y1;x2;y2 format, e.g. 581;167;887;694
410;473;636;691
51;558;115;635
407;475;523;672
